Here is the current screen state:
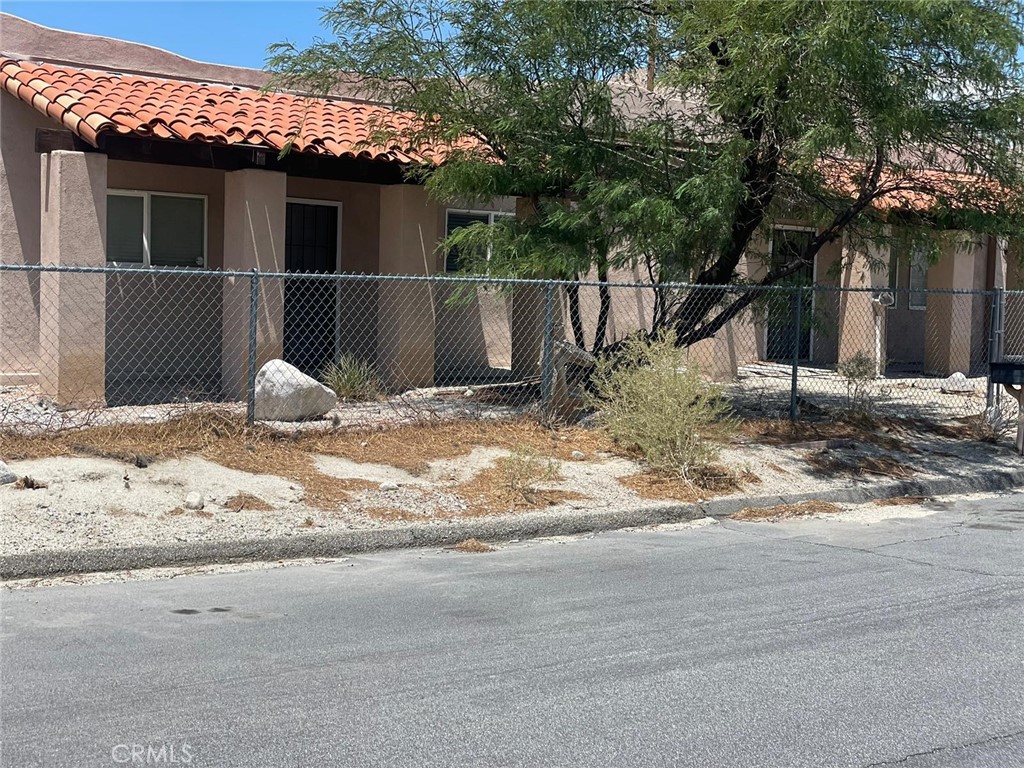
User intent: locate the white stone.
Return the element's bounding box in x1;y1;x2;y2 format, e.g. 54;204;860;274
379;481;400;492
254;359;338;421
463;388;474;397
183;492;204;511
940;371;976;395
571;450;586;460
0;461;16;485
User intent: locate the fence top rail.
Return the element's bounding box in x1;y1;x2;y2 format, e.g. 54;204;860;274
0;262;1000;296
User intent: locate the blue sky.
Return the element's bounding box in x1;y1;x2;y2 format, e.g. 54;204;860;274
2;1;328;69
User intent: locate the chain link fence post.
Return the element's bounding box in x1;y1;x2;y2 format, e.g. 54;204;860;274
540;281;556;415
987;285;1006;411
789;286;802;422
246;268;260;427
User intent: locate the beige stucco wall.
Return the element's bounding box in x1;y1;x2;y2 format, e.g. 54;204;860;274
375;184;438;388
38;150;108;406
0;92;52;381
924;233;986;375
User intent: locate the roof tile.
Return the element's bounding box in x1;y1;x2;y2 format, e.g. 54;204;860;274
0;59;454;164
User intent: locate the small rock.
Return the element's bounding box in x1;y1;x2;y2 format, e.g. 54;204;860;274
0;461;15;485
570;450;585;461
463;388;474;398
379;481;400;492
183;492;205;511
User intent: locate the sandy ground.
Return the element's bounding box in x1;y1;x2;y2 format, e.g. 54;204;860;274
3;419;1021;560
3;491;990;591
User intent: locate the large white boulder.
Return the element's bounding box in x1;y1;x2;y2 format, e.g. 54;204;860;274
254;359;337;421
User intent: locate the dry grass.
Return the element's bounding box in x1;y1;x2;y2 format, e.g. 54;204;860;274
873;495;930;506
455;461;586;516
618;462;752;503
223;492;273;513
364;507;426;522
618;472;701;502
0;413;617;512
804;450;914;479
163;506;213;520
731;500;842;521
452;538;496;553
739;418;910;453
12;475;46;490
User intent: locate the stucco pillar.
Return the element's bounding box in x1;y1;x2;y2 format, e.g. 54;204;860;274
924;234;981;376
837;232;889;371
221;169;286;399
376;185;437;390
0;99;46;384
37;150;107;407
509;198;548;378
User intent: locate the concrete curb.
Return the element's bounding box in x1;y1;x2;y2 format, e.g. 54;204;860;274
4;468;1023;580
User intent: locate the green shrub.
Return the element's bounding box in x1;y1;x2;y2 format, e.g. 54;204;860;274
837;351;878;415
585;330;735;481
499;445;561;503
322;355;381;401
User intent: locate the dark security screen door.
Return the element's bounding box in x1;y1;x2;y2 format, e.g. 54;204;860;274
766;229;814;361
284;202;339;377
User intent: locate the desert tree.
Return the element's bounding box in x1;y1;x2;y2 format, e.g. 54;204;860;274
269;0;1024;351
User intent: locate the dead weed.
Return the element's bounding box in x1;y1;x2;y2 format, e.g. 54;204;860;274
739;418;910;453
805;450;914;479
364;507;427;522
452;538;496;553
618;461;752;503
223;492;273;513
731;500;842;521
873;495;930;506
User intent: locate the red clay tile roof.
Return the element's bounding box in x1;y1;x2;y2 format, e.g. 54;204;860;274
0;59;445;163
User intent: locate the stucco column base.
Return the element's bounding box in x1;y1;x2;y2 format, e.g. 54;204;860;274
38;151;107;407
509;286;546;379
221;169;286;400
838;233;888;371
924;234;981;376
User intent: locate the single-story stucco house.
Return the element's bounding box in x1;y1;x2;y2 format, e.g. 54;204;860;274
0;14;1018;408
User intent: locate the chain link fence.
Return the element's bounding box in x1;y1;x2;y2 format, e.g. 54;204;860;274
0;263;1018;435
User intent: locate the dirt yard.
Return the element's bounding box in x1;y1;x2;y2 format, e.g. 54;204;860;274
3;409;1023;558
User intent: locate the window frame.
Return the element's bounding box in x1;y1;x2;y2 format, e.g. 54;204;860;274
106;190;209;269
443;208;515;273
908;248;929;311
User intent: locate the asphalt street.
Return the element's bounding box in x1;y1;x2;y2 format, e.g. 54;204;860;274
2;491;1024;768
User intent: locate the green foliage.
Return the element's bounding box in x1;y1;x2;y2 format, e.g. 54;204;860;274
269;0;1024;339
837;351;879;415
322;355;381;401
585;331;736;480
499;445;561;503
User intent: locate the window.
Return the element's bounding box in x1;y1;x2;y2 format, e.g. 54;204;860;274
908;248;929;310
444;210;513;273
107;192;207;268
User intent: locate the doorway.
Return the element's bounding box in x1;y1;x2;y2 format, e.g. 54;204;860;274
283;200;341;378
765;228;814;361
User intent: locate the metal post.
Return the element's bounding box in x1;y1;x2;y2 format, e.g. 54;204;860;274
987;287;1004;409
789;287;802;422
540;281;556;413
246;268;260;426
